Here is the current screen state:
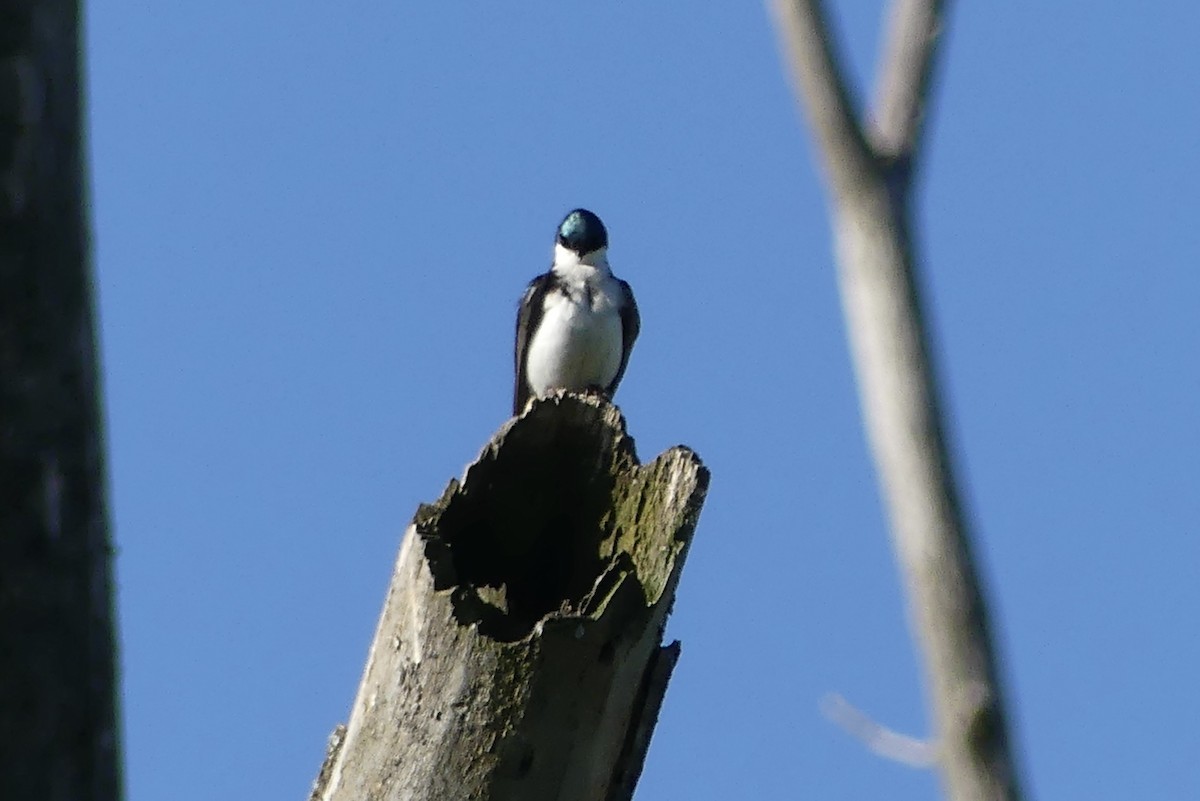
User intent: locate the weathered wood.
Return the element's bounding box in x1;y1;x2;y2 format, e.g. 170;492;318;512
0;1;122;799
314;394;708;801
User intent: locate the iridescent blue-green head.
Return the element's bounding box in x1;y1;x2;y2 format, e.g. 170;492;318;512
556;208;608;257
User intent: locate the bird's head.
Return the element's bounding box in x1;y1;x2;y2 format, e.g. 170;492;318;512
555;209;608;264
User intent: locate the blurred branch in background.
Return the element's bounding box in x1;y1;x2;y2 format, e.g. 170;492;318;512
768;1;1027;799
0;1;122;799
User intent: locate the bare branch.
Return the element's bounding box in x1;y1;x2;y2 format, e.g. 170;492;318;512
768;0;876;198
871;0;951;163
821;693;937;768
832;160;1024;801
768;2;1028;799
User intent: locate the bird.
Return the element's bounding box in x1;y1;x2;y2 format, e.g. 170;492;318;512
513;208;640;416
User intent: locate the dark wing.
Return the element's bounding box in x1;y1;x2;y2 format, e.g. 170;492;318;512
513;273;554;416
606;279;640;397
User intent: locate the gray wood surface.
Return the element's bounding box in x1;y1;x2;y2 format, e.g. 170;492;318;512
312;395;708;801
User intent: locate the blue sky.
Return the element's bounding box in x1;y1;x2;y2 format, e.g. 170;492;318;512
89;3;1199;799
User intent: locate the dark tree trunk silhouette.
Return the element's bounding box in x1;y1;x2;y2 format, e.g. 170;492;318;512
0;1;122;799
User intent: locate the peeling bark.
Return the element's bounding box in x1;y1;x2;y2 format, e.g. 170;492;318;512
313;394;708;801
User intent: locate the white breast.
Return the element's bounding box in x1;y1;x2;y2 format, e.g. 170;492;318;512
525;275;623;399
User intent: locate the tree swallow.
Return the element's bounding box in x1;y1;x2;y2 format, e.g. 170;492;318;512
513;208;640;416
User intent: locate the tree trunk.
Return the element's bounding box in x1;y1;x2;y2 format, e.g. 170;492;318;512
311;395;709;801
0;1;123;799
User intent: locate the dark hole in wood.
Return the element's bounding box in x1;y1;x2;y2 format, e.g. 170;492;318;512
418;398;626;642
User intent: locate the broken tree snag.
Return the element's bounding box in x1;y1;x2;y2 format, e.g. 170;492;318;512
313;394;709;801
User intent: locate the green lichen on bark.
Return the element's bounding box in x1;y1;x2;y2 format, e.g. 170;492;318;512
413;393;707;642
314;393;708;801
604;449;704;606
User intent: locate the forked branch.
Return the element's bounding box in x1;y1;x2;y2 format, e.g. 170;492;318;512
770;0;951;190
768;2;1028;800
